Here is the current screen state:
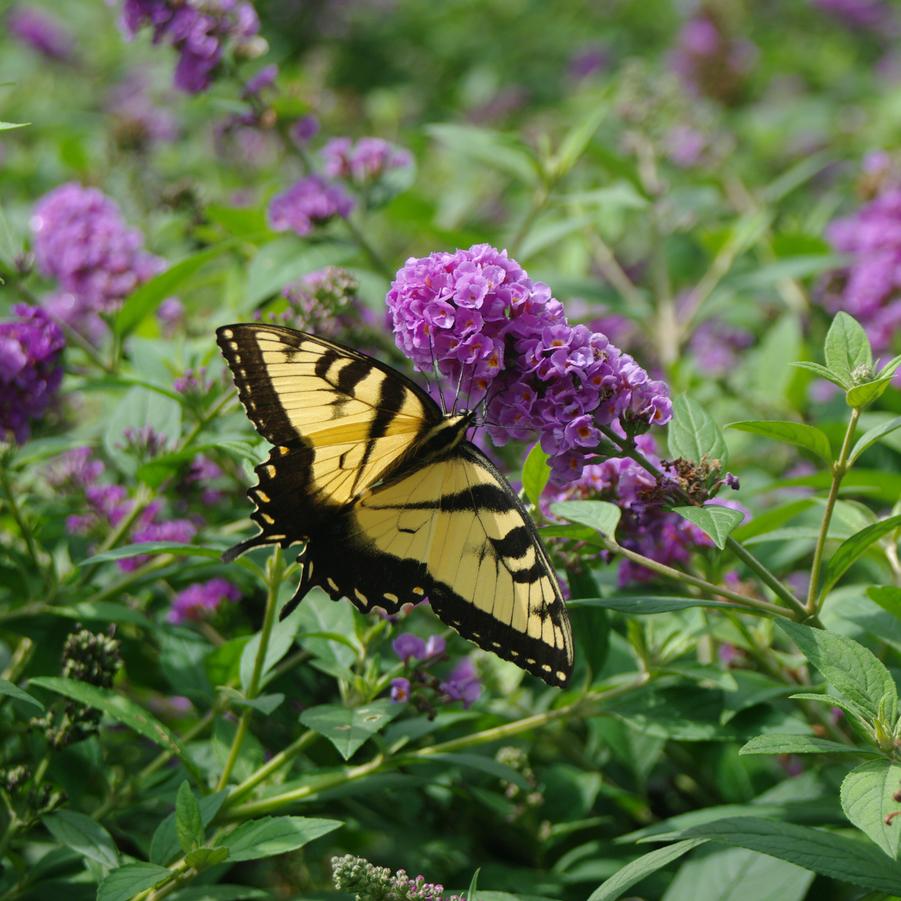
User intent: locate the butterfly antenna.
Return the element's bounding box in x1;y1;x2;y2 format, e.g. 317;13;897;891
450;363;466;416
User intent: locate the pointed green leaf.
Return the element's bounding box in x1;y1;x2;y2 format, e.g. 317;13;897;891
0;121;29;131
847;375;896;410
550;500;620;538
427;123;539;184
778;621;897;723
97;863;171;901
218;687;284;715
668;395;728;465
821;514;901;598
790;360;849;389
671;505;745;549
79;542;224;565
825;312;873;385
682;817;901;893
217;816;342;861
727;420;832;464
466;867;481;901
788;692;872;731
42;809;119;868
150;792;227;866
739;734;875;757
868;586;901;621
240;604;303;693
522;443;551;510
299;700;401;760
879;354;901;381
850;416;901;464
175;781;204;854
553;103;608;176
0;678;43;712
586;839;707;901
184;847;229;869
841;760;901;859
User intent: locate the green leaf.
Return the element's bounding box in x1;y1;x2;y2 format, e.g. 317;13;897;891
239;605;303;693
42;809;119;868
218;686;284;715
671;505;744;550
299;700;401;760
166;887;269;901
550;500;621;538
681;816;901;893
0;121;30;131
522;443;551;510
428;123;539;185
847;374;896;410
422;752;531;790
539;523;598;542
184;847;229;869
467;867;481;901
727;420;832;464
586;839;706;901
668;395;728;465
567;596;738;614
79;542;224;566
0;678;43;712
788;692;872;731
739;734;875;756
850;416;901;464
821;514;901;598
732;498;815;541
790;360;849;389
824;312;873;386
115;244;231;336
243;239;352;309
47;601;153;628
841;760;901;859
29;677;200;780
778;621;897;724
150;792;227;866
553;103;608;176
868;586;901;621
97;862;171;901
175;781;204;854
217;816;342;862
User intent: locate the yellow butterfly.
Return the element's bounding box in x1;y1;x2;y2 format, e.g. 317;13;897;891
217;323;573;686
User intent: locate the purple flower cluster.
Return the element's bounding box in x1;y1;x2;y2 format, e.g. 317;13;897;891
689;319;754;376
389;631;481;709
392;632;446;662
185;454;226;506
267;176;355;237
119;516;198;571
0;305;65;443
439;657;481;707
168;577;240;624
321;137;413;186
274;267;377;337
387;244;670;484
545;434;733;585
671;11;757;104
120;0;262;94
7;5;74;60
31;183;166;342
823;183;901;355
813;0;898;34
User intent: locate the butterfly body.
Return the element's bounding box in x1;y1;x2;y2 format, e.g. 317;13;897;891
217;323;573;686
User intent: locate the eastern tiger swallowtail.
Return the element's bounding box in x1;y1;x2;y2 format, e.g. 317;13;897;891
216;323;573;686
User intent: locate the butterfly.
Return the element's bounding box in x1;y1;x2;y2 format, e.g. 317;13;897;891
216;323;573;687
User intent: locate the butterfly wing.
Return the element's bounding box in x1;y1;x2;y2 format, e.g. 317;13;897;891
300;441;573;686
216;324;441;557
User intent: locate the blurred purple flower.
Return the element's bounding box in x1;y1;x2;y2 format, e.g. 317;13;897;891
321;137;413;186
186;454;225;505
0;304;65;443
290;115;320;147
242;63;278;97
275;267;377;337
812;0;898;33
174;367;215;396
120;0;263;94
664;125;709;169
689;319;754;376
168;577;240;624
568;43;610;81
156;297;184;336
118;517;198;571
390;677;410;703
31;183;166;341
387;244;670;485
68;483;133;534
267;176;355;236
107;71;178;150
392;633;426;661
822;183;901;356
7;5;74;60
45;446;105;491
440;658;481;708
671;11;757;104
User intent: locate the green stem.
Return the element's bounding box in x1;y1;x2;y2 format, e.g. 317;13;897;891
586;231;648;314
221;680;644;820
0;463;42;580
807;407;860;614
598;426;808;618
215;548;283;791
342;216;394;281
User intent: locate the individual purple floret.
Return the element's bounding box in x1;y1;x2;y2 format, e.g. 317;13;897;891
822;183;901;357
387;244;670;485
390;677;411;703
168;577;241;624
267;176;355;236
7;5;74;61
120;0;263;94
671;11;757;104
31;183;166;341
321;137;413;186
0;305;65;443
440;657;481;708
392;632;446;662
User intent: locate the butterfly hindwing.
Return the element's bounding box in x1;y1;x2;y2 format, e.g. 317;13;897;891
302;443;573;686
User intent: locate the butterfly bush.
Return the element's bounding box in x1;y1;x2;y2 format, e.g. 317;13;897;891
119;0;263;94
168;577;241;624
387;244;671;484
267;176;355;236
0;305;65;443
322;137;413;187
822;182;901;357
31;183;167;342
7;5;74;60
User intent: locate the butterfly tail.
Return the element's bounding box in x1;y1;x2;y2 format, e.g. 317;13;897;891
278;552;316;621
222;531;271;563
